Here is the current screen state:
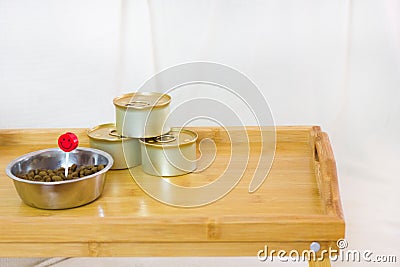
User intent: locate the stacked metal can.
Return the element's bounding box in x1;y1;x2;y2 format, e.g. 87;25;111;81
87;92;197;176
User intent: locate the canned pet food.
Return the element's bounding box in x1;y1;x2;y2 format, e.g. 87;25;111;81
87;123;141;170
113;92;171;138
140;128;197;176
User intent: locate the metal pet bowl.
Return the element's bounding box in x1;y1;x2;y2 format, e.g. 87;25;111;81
5;148;113;210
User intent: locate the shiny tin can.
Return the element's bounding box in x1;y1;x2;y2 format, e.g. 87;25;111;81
113;92;171;138
140;128;197;176
87;123;141;170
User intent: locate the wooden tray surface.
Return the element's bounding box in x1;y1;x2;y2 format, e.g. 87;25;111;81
0;126;344;257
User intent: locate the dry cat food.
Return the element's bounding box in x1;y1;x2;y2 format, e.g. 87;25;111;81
16;164;105;182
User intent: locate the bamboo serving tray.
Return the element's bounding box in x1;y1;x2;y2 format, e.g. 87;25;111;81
0;126;344;263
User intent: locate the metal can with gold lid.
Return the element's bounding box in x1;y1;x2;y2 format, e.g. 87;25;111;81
87;123;141;170
113;92;171;138
140;128;197;176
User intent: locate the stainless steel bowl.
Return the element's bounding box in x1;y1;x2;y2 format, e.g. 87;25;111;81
5;148;113;209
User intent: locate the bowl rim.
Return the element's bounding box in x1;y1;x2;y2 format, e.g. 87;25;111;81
5;147;114;185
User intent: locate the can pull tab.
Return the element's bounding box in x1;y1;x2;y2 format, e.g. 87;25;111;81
58;132;79;152
109;129;127;139
154;134;176;143
126;100;150;108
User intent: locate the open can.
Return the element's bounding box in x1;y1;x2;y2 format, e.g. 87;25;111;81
87;123;141;170
113;92;171;138
140;128;198;176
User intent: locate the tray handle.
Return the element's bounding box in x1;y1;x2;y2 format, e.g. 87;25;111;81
314;131;344;219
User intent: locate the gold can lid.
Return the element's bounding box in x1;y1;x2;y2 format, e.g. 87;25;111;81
140;128;197;147
87;123;128;142
113;92;171;109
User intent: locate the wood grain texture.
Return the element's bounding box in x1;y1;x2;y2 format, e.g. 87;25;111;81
314;132;344;218
309;257;332;267
0;126;345;257
0;241;339;257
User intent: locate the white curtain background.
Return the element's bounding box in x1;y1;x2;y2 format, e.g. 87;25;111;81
0;0;399;266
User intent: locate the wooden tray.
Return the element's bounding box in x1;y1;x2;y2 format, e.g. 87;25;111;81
0;126;344;260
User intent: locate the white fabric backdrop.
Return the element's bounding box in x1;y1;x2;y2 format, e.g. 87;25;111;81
0;0;399;266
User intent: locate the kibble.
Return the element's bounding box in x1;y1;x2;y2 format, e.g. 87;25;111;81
52;175;62;182
16;164;106;183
